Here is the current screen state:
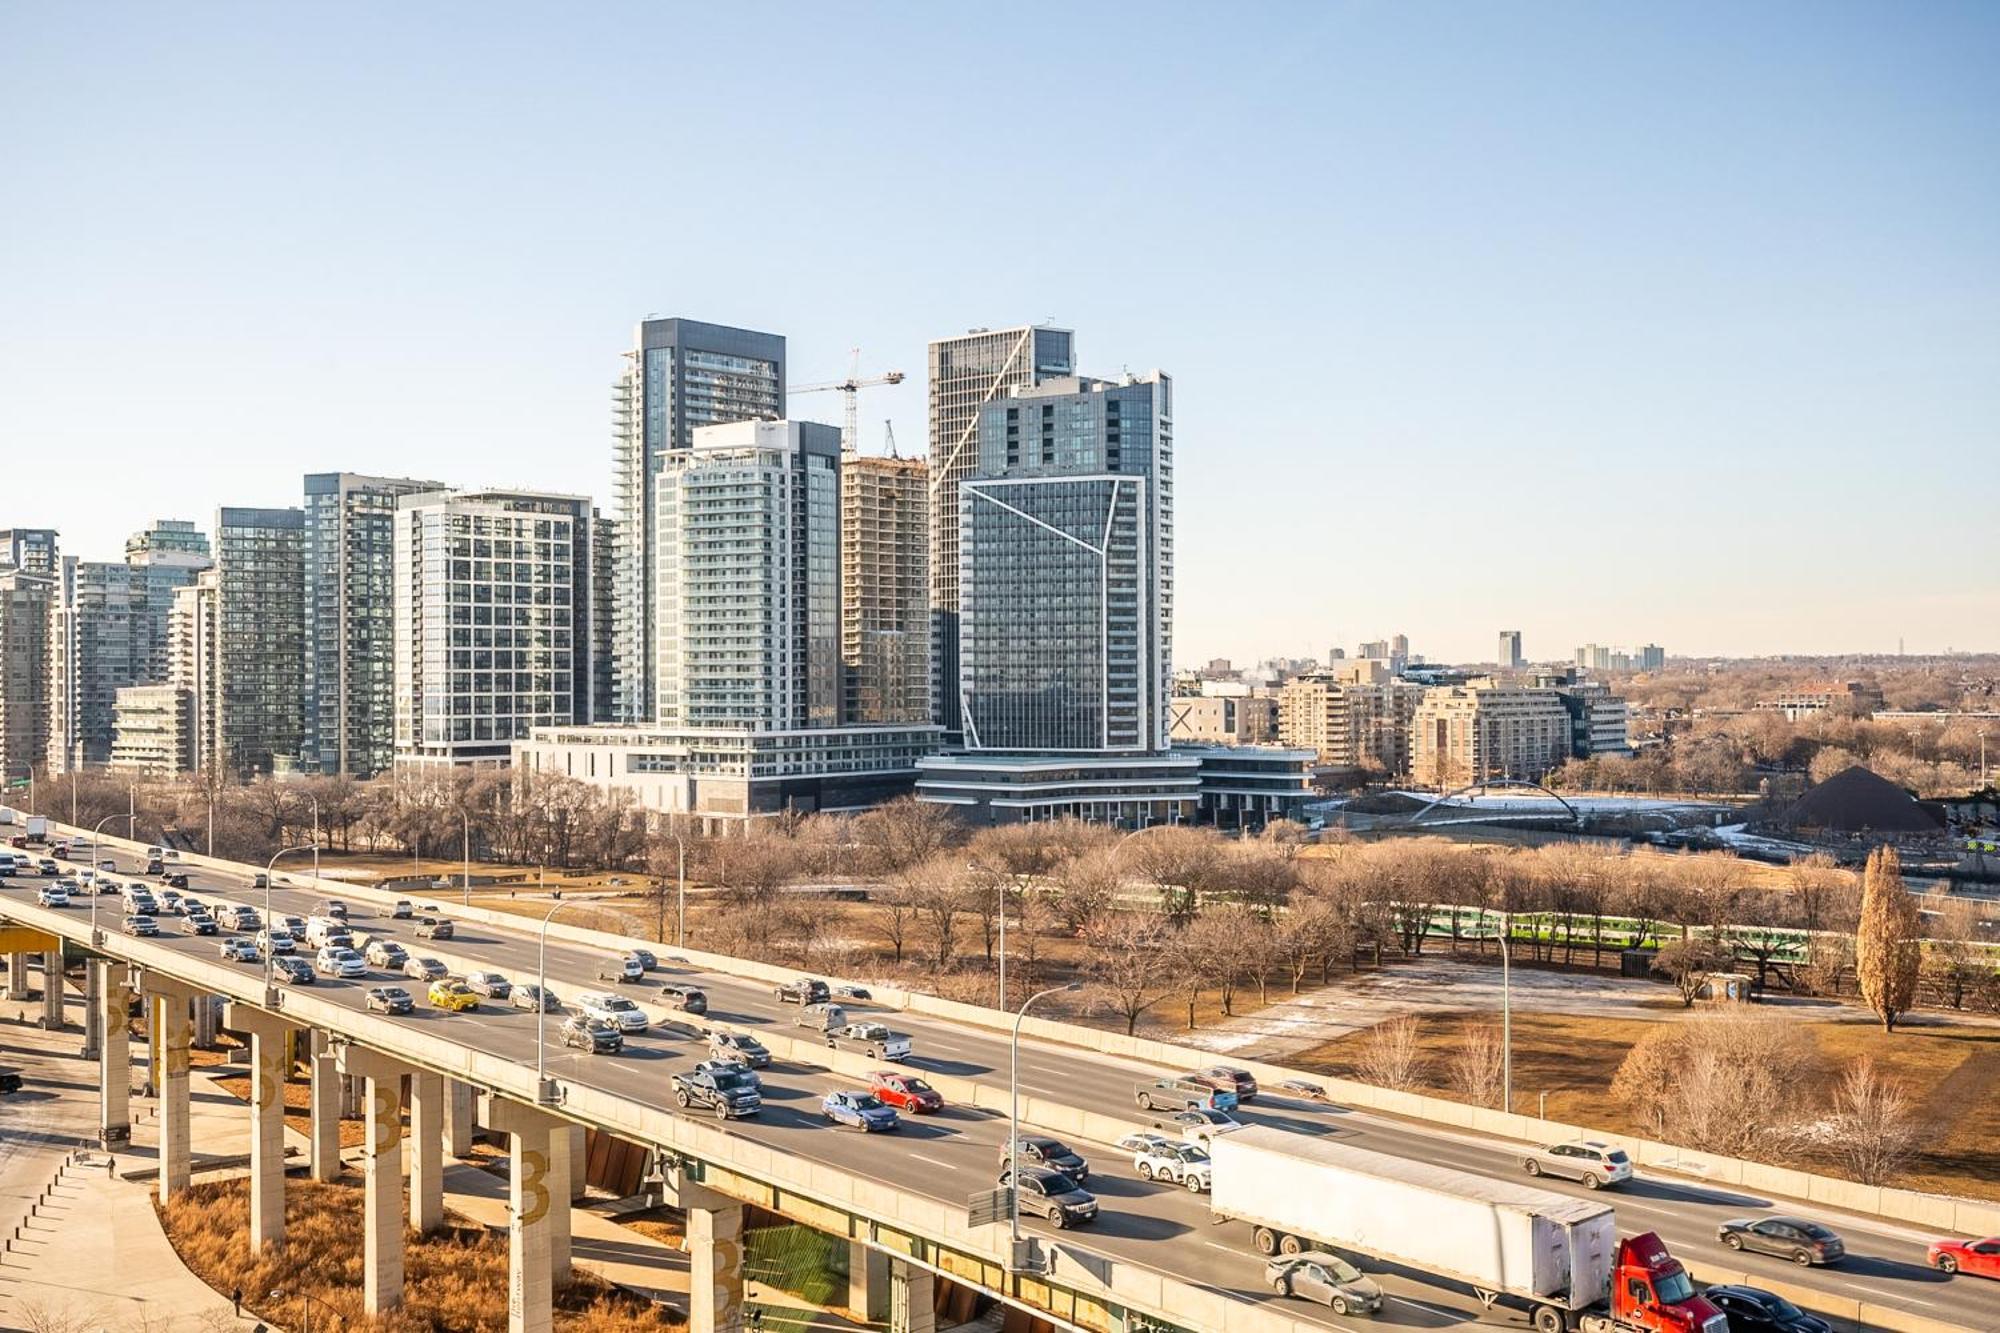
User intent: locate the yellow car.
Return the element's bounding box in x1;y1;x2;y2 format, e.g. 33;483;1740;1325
428;979;479;1012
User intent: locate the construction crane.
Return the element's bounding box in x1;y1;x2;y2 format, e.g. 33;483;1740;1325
788;348;905;454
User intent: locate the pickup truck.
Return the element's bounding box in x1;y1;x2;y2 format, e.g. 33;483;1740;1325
673;1063;762;1119
825;1021;911;1062
774;977;830;1006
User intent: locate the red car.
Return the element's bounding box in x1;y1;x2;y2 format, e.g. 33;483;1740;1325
1929;1236;2000;1279
869;1071;943;1114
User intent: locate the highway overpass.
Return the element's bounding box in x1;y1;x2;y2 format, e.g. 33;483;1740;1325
1;821;1994;1333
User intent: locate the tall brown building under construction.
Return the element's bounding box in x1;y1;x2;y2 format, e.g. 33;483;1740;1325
842;451;930;724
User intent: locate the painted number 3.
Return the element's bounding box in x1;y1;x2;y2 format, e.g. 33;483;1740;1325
519;1148;551;1224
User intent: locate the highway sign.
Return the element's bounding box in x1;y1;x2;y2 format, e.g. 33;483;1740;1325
966;1185;1011;1228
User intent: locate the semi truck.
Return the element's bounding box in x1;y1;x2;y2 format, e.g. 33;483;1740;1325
1207;1128;1725;1333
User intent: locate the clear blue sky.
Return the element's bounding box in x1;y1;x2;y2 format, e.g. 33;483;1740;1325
4;2;1995;664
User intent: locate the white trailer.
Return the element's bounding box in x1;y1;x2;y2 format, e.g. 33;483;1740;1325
1208;1126;1617;1312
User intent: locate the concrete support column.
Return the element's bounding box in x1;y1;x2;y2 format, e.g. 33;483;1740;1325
889;1258;936;1333
442;1078;476;1157
192;993;220;1047
95;960;130;1147
39;951;64;1028
82;956;100;1060
408;1070;445;1234
339;1047;406;1316
226;1004;295;1253
340;1072;363;1117
547;1126;573;1287
148;984;193;1203
5;951;28;1001
684;1182;745;1333
567;1124;587;1201
848;1241;890;1323
308;1030;340;1181
480;1094;561;1333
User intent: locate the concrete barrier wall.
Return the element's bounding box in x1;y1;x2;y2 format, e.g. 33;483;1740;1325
56;820;2000;1246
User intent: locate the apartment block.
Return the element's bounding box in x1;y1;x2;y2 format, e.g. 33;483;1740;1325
1498;630;1523;669
110;683;194;777
1530;668;1633;757
1168;694;1278;747
46;558;137;772
841;452;929;725
0;568;53;782
214;508;306;776
1408;679;1573;786
1277;663;1424;774
0;530;58;576
124;519;212;684
303;472;443;776
168;570;221;773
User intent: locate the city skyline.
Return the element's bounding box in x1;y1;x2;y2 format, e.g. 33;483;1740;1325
6;4;1997;665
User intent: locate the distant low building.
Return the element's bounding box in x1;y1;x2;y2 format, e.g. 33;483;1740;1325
1168;694;1277;747
1278;662;1423;774
1409;678;1573;787
1756;680;1883;722
1529;669;1633;758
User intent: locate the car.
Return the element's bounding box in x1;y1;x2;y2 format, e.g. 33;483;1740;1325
1522;1140;1633;1189
600;953;645;983
162;848;180;861
157;889;184;913
428;979;479;1012
390;899;414;919
414;916;453;940
675;1063;763;1118
511;983;560;1011
708;1031;770;1068
220;938;260;963
273;956;315;985
0;1068;22;1095
97;858;117;872
178;894;205;915
36;858;57;876
280;914;307;936
561;1015;623;1053
122;914;159;937
1927;1235;2000;1279
314;946;366;979
1191;1065;1259;1103
317;899;349;921
1717;1217;1845;1267
1265;1252;1383;1316
775;977;830;1006
869;1071;943;1113
463;970;512;1000
1702;1284;1833;1333
1000;1136;1089;1182
252;873;268;889
821;1090;899;1132
257;930;298;955
832;983;872;1001
36;885;69;908
629;948;656;971
365;986;415;1015
1134;1141;1212;1192
183;912;217;936
658;984;708;1014
1116;1131;1175;1154
364;940;410;969
1000;1165;1097;1229
162;873;190;890
1165;1108;1243;1145
403;955;448;982
145;858;164;876
577;991;647;1031
826;1020;911;1061
702;1053;762;1088
795;1001;847;1031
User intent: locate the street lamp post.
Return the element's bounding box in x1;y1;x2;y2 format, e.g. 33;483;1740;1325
535;899;579;1103
461;810;471;908
1008;982;1080;1259
658;829;688;949
302;793;321;887
263;845;317;994
87;812;135;945
1499;907;1513;1114
968;859;1007;1011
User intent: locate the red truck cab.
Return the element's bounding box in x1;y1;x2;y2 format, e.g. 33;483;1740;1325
1604;1233;1725;1333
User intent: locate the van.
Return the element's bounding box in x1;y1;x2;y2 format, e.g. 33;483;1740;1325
303;916;349;948
1135;1076;1238;1113
793;1002;847;1032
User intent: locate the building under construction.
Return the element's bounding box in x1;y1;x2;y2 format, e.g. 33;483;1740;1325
842;451;930;725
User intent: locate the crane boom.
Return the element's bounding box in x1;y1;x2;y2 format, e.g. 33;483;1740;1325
788;347;906;453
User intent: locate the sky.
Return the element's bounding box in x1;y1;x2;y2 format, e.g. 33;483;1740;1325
3;2;1996;665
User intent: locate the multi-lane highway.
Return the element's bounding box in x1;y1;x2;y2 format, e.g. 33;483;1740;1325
12;842;1997;1331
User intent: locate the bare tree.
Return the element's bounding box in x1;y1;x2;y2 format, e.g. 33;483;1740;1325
861;798;960;875
1856;846;1921;1032
1447;1021;1506;1109
1122;825;1222;924
909;857;970;971
1352;1015;1428;1091
1826;1058;1919;1185
1611;1013;1809;1156
1050;846;1123;933
876;874;918;964
1084;912;1171;1035
1652;937;1729;1008
1922;900;1985;1010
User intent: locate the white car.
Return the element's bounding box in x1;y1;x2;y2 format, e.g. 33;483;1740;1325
364;940;409;968
257;930;298;955
464;970;512;999
314;946;366;979
1166;1108;1244;1145
36;884;70;908
1135;1141;1212;1192
575;991;648;1032
220;938;260;963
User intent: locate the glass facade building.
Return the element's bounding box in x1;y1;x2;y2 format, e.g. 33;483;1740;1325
46;558;137;772
124;519;212;685
611;318;785;724
214;507;306;776
393;488;598;767
303;472;443;776
926;325;1074;739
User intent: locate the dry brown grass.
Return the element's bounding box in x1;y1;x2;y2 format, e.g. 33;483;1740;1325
1295;1008;2000;1199
615;1205;686;1250
160;1178;682;1331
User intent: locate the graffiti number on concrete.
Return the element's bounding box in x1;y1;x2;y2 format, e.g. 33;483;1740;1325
520;1148;551;1224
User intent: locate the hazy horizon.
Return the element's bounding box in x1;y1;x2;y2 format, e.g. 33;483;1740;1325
4;3;1995;664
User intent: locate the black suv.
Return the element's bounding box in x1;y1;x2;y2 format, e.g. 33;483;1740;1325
1704;1286;1833;1333
561;1016;623;1054
1001;1136;1090;1182
1000;1166;1097;1229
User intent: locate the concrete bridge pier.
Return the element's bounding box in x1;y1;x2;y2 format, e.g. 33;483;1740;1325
93;960;131;1146
145;978;196;1203
889;1258;936;1333
81;956;100;1059
308;1029;341;1181
548;1123;574;1286
225;1003;296;1252
338;1046;407;1316
683;1180;745;1333
409;1070;446;1234
39;950;64;1028
565;1123;586;1201
442;1077;477;1157
848;1241;890;1323
5;951;28;1001
480;1093;564;1333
